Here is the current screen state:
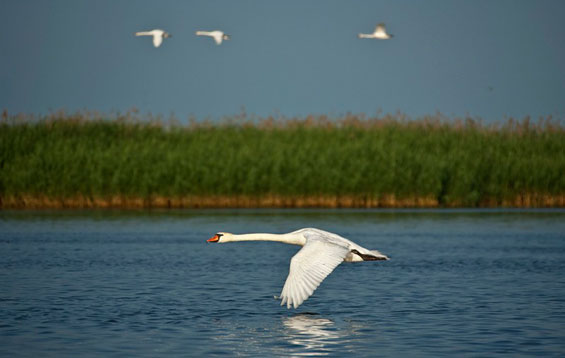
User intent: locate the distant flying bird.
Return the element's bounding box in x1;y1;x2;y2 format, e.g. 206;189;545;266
135;29;172;48
358;23;393;40
207;228;389;309
196;30;231;45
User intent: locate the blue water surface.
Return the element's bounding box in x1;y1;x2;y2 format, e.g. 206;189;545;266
1;209;564;357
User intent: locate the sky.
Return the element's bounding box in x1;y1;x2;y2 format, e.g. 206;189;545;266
1;0;564;122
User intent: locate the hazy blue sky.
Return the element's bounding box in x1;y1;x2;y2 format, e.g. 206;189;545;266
1;0;564;121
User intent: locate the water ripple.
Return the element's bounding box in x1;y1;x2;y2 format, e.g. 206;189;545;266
1;210;565;357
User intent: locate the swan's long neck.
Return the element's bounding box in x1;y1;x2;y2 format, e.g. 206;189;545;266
224;233;305;246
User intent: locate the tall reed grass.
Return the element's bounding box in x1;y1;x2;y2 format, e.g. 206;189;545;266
1;111;564;208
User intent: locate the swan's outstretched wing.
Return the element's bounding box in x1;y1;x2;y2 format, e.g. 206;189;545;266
153;34;163;48
374;23;386;35
280;238;349;309
213;33;223;45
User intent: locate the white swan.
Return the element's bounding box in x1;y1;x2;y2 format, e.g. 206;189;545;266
358;23;393;40
196;30;230;45
207;228;388;309
135;29;172;48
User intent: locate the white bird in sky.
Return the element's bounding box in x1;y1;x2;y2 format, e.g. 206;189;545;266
196;30;231;45
135;29;172;48
358;23;393;40
207;228;389;309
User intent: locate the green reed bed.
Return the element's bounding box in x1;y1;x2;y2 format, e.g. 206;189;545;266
1;112;564;207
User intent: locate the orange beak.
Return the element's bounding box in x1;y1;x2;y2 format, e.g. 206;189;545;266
207;234;220;243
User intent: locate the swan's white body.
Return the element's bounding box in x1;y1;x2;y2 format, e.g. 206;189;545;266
196;30;230;45
207;228;388;309
135;29;171;48
358;23;393;40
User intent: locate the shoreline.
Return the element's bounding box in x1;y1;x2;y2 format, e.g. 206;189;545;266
2;194;564;209
3;115;564;211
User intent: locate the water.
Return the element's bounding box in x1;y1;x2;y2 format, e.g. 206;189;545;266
1;209;564;357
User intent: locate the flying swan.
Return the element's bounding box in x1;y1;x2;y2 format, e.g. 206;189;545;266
358;23;393;40
207;228;388;308
135;29;172;48
196;30;231;45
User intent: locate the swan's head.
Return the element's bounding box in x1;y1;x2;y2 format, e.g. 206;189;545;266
207;232;232;243
223;34;230;40
164;32;172;38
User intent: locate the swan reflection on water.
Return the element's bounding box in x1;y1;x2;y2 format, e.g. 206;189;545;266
282;314;341;356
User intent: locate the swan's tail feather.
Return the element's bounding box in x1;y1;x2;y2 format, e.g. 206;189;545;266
351;249;389;261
